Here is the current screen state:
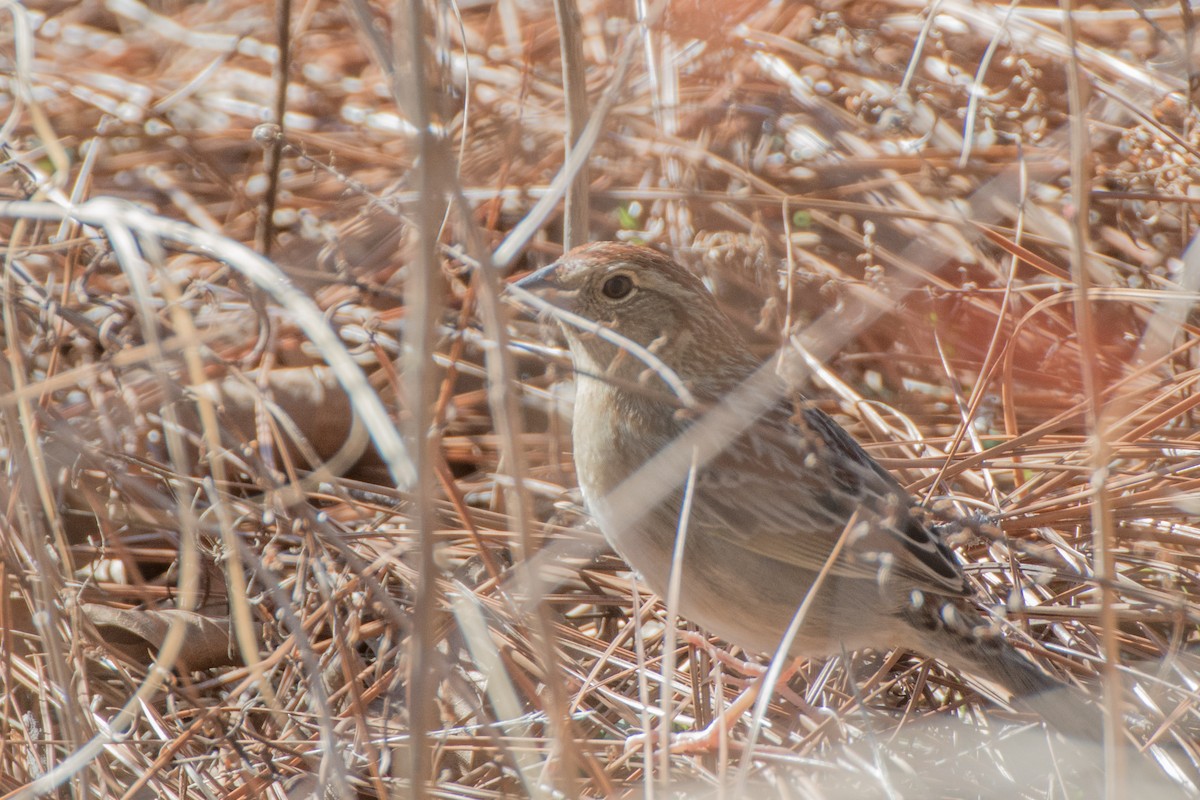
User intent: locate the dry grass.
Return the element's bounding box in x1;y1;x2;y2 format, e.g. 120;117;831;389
2;0;1200;796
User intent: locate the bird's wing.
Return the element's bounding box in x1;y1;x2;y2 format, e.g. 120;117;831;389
693;403;970;598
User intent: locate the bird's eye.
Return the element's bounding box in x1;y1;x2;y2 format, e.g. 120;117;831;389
600;273;635;300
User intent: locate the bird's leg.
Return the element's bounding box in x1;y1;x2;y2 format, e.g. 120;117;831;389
624;655;800;755
677;630;765;679
671;659;800;754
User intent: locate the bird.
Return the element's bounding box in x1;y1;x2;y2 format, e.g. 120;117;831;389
515;240;1102;744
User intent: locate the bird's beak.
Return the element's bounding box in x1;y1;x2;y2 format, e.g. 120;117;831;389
513;262;561;293
512;261;576;315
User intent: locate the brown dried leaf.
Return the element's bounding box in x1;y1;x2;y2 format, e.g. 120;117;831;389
83;603;236;671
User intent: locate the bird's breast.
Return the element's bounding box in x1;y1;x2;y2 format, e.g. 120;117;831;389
569;376;909;657
570;377;673;501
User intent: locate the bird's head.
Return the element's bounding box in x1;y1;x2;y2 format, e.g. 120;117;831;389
514;242;757;397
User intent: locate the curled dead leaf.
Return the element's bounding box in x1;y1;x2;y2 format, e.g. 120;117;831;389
83;603;237;671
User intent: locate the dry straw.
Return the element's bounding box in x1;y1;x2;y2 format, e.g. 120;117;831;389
1;0;1199;797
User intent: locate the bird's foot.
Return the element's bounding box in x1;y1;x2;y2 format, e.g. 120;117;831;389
623;720;740;756
623;659;799;756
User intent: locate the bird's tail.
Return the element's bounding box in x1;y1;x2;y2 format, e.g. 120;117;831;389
899;600;1103;741
898;600;1199;795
